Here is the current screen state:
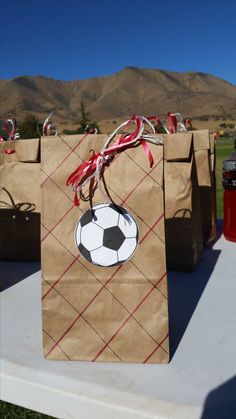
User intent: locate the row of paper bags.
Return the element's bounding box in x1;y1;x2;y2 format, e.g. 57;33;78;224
0;125;216;363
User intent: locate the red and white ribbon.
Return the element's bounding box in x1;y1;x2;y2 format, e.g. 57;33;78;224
184;118;193;130
67;115;163;206
1;116;20;141
166;112;187;133
85;124;98;134
43;113;57;136
147;116;169;134
0;116;19;153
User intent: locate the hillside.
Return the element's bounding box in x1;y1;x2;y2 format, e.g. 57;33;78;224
1;67;236;125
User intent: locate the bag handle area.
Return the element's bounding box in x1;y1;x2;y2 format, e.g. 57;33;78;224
0;188;36;212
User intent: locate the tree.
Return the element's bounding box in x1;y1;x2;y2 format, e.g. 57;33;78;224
78;101;90;132
63;101;101;135
19;113;39;139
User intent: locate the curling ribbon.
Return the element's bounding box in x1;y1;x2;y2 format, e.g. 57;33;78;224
184;118;192;130
166;112;187;133
85;124;98;134
67;115;156;206
3;116;18;141
4;149;15;155
43;113;57;136
166;112;178;133
2;116;19;154
43;113;52;136
4;117;16;140
147;116;161;133
147;115;169;134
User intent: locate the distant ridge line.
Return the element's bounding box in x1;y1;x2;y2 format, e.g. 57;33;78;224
1;66;236;121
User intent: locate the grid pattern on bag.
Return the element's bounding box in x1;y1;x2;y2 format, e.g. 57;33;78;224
41;134;169;363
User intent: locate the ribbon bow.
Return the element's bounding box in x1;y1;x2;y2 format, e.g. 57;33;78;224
0;116;20;143
67;115;158;206
166;112;187;133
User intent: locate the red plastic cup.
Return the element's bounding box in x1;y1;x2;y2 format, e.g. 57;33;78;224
223;190;236;242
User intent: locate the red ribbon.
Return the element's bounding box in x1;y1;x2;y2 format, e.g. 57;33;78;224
1;117;17;154
4;117;17;140
147;116;161;125
184;118;192;130
67;115;154;206
147;116;162;133
140;140;154;167
43;124;49;136
4;149;15;154
167;112;178;133
43;122;51;136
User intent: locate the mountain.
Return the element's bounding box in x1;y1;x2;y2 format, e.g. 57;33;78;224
1;67;236;124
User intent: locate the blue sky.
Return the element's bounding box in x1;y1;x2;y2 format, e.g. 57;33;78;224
0;0;236;84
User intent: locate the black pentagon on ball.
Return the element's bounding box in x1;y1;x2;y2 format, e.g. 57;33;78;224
80;210;94;227
103;226;125;250
78;243;92;263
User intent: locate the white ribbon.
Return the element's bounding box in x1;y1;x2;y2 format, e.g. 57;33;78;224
73;116;163;203
43;113;57;136
5;117;20;141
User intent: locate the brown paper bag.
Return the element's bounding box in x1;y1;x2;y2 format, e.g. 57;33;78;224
164;132;203;271
209;133;217;241
41;133;169;363
0;139;41;261
209;133;216;174
193;130;217;244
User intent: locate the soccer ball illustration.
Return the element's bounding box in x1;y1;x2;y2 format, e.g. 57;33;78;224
75;203;139;267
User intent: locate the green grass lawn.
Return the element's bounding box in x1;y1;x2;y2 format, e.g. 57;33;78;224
0;401;55;419
0;137;235;419
215;137;235;219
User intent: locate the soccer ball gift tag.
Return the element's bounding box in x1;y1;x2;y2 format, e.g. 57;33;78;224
75;203;139;267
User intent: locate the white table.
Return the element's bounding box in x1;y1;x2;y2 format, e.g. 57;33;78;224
1;228;236;419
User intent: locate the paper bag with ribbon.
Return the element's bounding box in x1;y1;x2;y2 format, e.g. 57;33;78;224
209;132;217;242
0;137;41;261
193;129;217;244
41;116;169;363
163;113;216;271
163;131;203;271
